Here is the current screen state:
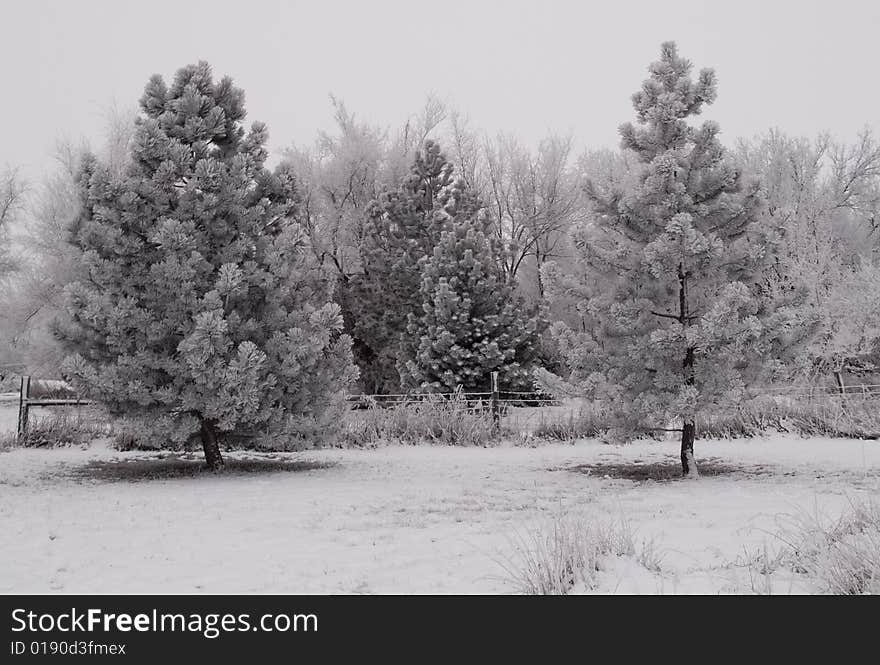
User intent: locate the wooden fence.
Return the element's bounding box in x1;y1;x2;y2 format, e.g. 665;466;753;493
345;371;516;425
12;371;880;441
16;376;94;440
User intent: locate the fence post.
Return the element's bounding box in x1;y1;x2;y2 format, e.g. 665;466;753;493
833;371;845;396
17;375;30;442
490;371;500;427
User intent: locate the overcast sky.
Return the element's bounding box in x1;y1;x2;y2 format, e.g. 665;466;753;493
3;0;879;182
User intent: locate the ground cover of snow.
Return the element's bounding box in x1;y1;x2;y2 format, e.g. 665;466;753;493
2;405;876;594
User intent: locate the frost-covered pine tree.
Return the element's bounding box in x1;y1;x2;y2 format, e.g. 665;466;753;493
403;206;543;393
550;42;780;476
55;62;357;469
351;140;485;392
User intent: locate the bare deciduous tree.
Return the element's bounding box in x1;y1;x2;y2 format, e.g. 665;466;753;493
0;166;27;277
482;133;583;296
0;104;137;374
286;95;450;286
285;96;388;283
388;94;447;181
737;129;880;306
736;129;880;383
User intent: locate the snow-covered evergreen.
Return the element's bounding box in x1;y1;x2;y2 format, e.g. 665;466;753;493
54;62;357;469
403;202;543;392
350;141;486;392
547;42;784;476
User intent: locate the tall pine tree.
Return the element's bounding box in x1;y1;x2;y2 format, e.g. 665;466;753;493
404;213;543;393
551;42;780;476
350;141;486;392
55;62;357;469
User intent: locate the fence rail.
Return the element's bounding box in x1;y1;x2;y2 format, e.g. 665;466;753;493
15;376;95;441
11;370;880;441
346;372;506;424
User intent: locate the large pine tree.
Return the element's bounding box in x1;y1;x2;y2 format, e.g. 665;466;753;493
404;213;543;393
55;62;357;469
350;141;486;392
552;42;779;476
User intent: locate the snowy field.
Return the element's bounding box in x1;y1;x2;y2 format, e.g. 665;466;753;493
1;398;877;594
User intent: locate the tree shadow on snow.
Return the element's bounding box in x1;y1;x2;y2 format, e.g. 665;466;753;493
567;457;776;483
67;455;336;483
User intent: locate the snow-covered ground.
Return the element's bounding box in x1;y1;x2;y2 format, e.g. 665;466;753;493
1;419;877;594
0;394;19;434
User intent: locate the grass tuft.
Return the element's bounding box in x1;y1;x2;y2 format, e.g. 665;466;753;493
778;499;880;595
496;512;661;594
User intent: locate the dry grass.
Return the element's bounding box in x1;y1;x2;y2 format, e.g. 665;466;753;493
495;512;662;594
729;543;792;595
519;395;880;443
698;396;880;440
342;396;499;447
0;408;109;450
530;403;610;441
777;499;880;595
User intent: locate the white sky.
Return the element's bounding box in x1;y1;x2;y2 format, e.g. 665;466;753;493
2;0;879;182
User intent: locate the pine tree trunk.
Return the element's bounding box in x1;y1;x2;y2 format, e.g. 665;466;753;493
678;264;699;478
680;420;699;477
200;419;225;471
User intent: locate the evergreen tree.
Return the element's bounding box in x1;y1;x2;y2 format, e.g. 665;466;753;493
55;62;357;469
404;214;543;393
550;43;781;476
350;140;485;392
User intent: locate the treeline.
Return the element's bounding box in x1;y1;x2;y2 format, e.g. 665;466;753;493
1;42;879;472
